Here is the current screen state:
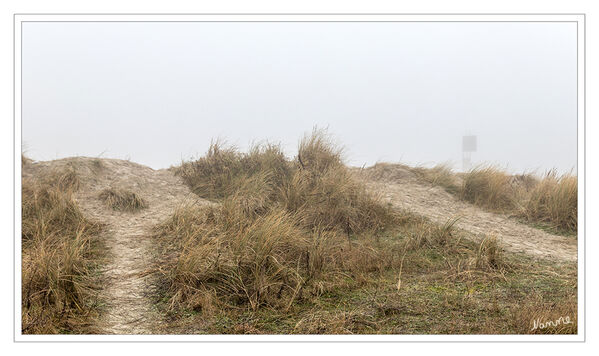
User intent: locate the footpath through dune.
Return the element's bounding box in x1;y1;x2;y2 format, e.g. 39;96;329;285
25;157;204;334
355;165;577;263
23;157;576;334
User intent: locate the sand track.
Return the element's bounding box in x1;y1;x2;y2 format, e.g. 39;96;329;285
24;157;203;334
355;165;577;262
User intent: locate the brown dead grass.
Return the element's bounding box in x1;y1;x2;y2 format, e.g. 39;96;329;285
157;128;400;313
99;188;148;212
153;204;576;335
158;130;576;333
460;165;516;211
411;163;459;194
21;169;104;334
392;163;577;234
519;170;577;233
175;141;292;200
152;131;577;334
460;166;577;234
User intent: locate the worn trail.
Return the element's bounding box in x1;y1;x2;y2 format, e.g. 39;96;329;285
26;157;202;334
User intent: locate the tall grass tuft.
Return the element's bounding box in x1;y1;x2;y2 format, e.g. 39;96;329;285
459;166;577;233
21;173;103;334
99;188;148;212
411;163;459;193
157;128;399;312
282;165;396;234
176;128;396;235
155;200;391;312
297;127;344;172
175;141;292;200
520;170;577;232
460;165;516;212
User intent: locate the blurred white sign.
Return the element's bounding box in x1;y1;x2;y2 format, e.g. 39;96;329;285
462;135;477;152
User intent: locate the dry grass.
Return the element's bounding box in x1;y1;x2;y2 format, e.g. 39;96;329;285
156;129;400;313
22;154;33;168
155;193;389;313
460;165;516;211
153;130;577;334
416;164;578;234
153;205;576;335
158;206;306;311
475;236;508;272
21;169;104;334
282;166;396;234
99;188;148;212
411;163;459;194
20;149;577;335
91;158;105;171
175;129;396;235
293;310;379;334
175;140;292;200
154;129;577;336
288;130;397;234
155;200;395;313
297;127;344;172
519;170;577;233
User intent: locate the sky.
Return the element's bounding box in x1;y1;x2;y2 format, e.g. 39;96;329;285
21;21;578;174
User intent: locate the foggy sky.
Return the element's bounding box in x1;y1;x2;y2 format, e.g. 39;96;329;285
22;22;578;174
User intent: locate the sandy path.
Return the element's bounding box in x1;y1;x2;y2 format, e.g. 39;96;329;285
25;157;202;334
355;165;577;262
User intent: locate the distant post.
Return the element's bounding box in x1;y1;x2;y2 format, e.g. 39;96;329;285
462;135;477;172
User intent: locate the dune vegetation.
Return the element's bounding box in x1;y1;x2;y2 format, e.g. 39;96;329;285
404;163;577;235
99;187;149;212
149;129;576;334
160;129;399;312
19;130;577;335
21;166;104;334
